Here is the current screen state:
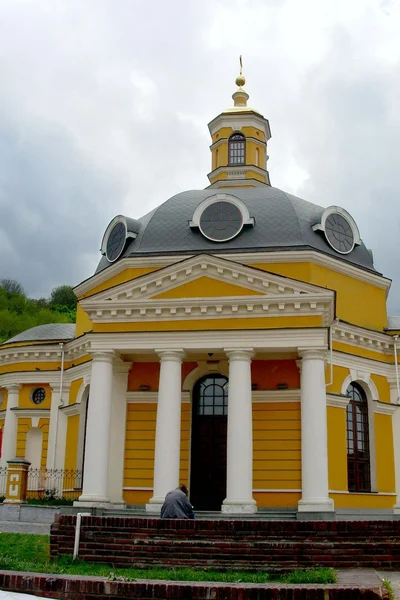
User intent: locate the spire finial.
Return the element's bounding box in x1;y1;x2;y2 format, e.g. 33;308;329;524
235;55;246;87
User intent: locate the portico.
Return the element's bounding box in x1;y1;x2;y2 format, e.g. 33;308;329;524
74;323;334;516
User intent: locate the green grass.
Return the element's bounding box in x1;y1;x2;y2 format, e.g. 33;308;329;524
0;533;336;584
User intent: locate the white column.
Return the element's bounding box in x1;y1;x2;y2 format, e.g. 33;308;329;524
1;385;20;466
298;348;334;514
77;351;114;507
107;361;131;506
146;350;184;513
46;385;61;470
388;377;400;514
222;348;256;514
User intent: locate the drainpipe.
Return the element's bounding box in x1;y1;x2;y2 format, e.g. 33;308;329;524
73;512;91;560
325;318;339;388
393;335;400;404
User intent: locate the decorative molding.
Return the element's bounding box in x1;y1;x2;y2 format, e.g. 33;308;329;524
332;350;394;377
333;322;393;355
73;249;390;299
252;390;300;403
88;328;328;354
326;394;350;408
59;403;81;416
329;490;396;496
253;488;301;493
10;408;50;419
341;372;379;401
126;391;191;403
374;402;399;415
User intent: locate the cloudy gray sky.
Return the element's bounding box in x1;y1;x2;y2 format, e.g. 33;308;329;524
0;0;400;316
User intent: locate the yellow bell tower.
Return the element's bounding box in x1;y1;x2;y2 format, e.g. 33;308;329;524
207;58;271;188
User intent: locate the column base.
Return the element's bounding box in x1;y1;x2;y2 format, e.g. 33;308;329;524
75;494;111;509
393;504;400;515
222;498;257;514
297;497;335;513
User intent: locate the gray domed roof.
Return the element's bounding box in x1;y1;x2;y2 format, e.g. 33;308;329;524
96;186;377;274
3;323;75;345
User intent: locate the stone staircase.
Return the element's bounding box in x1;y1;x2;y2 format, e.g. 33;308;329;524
95;506;298;520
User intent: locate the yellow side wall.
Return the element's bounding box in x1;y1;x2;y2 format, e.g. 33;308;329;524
18;384;52;409
0;388;7;410
327;406;348;491
16;418;31;458
64;415;80;470
154;277;263;299
124;403;156;497
69;379;83;405
253;402;301;505
375;413;396;492
180;403;190;486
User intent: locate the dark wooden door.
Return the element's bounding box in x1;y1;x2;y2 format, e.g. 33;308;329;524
190;375;228;511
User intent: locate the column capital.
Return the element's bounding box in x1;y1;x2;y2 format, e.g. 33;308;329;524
224;348;254;361
298;347;328;361
5;384;21;394
156;349;185;363
90;351;115;364
114;360;133;375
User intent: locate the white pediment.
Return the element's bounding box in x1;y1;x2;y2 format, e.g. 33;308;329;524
80;254;335;324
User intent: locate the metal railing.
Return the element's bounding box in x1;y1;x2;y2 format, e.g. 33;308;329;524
0;467;7;498
26;468;82;501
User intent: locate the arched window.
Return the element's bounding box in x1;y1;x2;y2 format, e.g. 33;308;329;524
346;382;371;492
229;133;245;165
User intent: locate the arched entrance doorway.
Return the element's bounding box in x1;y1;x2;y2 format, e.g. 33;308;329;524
190;374;228;511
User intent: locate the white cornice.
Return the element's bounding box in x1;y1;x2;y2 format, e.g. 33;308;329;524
332;350;393;377
10;408;50;419
374;402;398;415
252;390;300;403
74;250;390;299
60;403;81;416
0;372;60;388
207;113;270;137
333;322;393;355
326;394;350;408
80;254;334;327
126;391;190;403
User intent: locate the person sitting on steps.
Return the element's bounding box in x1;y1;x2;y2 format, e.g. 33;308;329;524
160;484;195;519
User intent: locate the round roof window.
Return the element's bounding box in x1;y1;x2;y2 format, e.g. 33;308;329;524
199;201;243;242
106;222;127;262
325;213;355;254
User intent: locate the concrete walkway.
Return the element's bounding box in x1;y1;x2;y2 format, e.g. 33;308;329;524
0;521;50;535
377;571;400;599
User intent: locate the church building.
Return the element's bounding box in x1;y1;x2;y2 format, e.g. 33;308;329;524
1;68;400;517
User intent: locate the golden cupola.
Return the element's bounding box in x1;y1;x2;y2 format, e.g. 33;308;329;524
207;58;271;188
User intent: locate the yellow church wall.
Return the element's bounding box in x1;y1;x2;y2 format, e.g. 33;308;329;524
0;362;60;375
371;374;391;403
254;491;301;508
153;277;263;299
326;365;350;394
124;403;156;492
0;388;7;409
246;170;267;183
16;418;31;458
327;406;348;491
94;315;322;334
180;403;191;486
331;493;395;509
333;343;392;364
375;413;395;492
69;378;83;405
253;402;301;493
19;384;52;409
250;261;387;330
64;415;80;470
75;305;93;337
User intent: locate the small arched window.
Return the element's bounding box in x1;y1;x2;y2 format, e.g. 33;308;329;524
229;133;245;165
346;382;371;492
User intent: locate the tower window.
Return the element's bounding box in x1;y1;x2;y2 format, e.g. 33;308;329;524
229;133;245;165
346;382;371;492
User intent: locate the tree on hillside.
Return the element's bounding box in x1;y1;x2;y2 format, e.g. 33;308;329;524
49;285;77;311
1;279;25;295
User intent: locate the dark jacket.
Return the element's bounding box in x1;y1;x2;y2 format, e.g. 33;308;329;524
160;489;195;519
